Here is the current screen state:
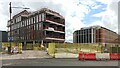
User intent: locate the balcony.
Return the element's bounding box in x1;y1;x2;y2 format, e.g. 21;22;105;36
45;31;65;40
46;11;63;19
45;34;65;41
46;17;64;26
45;37;65;41
43;26;65;34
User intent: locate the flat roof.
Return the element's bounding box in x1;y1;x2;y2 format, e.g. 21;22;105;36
74;25;118;35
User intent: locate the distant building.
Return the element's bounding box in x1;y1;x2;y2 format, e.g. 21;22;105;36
118;1;120;44
7;8;65;49
0;31;8;42
73;25;120;44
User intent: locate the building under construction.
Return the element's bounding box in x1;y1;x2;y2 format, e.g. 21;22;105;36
73;25;120;44
7;8;65;49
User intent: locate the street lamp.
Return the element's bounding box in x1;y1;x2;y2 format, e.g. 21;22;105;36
9;2;29;54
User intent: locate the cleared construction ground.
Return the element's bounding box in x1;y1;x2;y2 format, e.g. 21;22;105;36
48;43;120;58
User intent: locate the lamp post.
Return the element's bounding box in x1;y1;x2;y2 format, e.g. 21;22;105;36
9;2;29;54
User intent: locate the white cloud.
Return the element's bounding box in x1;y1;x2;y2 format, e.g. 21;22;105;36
92;11;106;17
0;0;89;42
79;0;96;6
61;0;92;42
91;0;119;34
95;0;112;4
0;0;119;43
88;21;105;27
92;4;102;9
0;15;8;31
0;2;9;31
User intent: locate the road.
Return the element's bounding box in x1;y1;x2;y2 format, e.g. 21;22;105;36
2;58;120;66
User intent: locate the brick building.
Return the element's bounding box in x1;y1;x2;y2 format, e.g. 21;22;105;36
73;25;120;44
7;8;65;48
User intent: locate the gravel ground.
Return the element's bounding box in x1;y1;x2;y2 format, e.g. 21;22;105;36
1;50;52;60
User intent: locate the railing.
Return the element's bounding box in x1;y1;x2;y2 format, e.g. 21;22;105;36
46;34;64;39
43;26;64;32
46;17;64;25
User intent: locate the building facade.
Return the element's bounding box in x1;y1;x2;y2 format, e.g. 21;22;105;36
73;25;119;44
118;1;120;44
7;8;65;48
0;31;8;42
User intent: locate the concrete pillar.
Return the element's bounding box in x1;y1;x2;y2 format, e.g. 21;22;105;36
23;41;26;50
0;42;2;52
87;29;90;43
33;41;35;50
83;30;84;43
33;41;35;45
85;29;87;43
91;28;93;43
78;31;79;43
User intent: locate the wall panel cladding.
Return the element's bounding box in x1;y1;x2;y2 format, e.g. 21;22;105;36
99;29;104;33
96;53;110;60
84;53;96;60
78;53;120;60
110;53;119;60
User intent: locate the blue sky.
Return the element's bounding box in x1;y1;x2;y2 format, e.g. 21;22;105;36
78;1;107;25
83;2;107;25
0;0;119;42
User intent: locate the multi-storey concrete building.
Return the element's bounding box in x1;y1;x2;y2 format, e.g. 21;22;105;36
7;8;65;48
73;25;120;44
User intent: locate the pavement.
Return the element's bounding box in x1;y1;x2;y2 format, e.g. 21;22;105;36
55;53;78;58
1;50;119;67
1;50;80;60
2;58;119;66
1;50;52;60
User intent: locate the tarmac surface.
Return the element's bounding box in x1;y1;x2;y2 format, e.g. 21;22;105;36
2;58;119;66
1;50;120;67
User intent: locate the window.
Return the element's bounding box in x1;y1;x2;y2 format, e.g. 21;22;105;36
39;23;41;30
25;20;26;26
17;18;18;22
20;16;21;21
32;17;34;24
14;24;15;29
26;19;28;26
42;13;44;21
27;19;29;26
23;21;24;27
14;25;15;29
19;22;21;28
31;18;33;24
26;20;27;26
29;18;30;25
34;24;35;30
36;24;38;30
17;17;20;22
16;24;17;29
39;14;41;22
17;24;19;29
21;22;23;27
36;15;38;23
28;19;30;25
11;26;13;30
17;23;19;28
17;17;19;22
33;17;36;23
